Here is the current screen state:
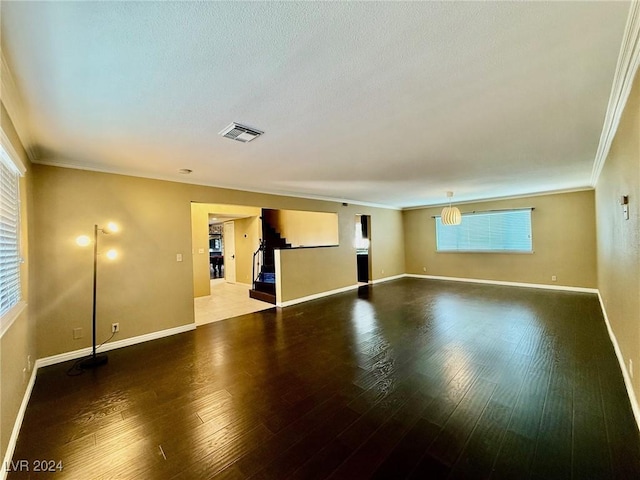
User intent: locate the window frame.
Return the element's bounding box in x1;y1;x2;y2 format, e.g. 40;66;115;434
435;208;534;254
0;129;27;338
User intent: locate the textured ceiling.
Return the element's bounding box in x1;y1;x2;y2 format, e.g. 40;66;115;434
0;1;631;208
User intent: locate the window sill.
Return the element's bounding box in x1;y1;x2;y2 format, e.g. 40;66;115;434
0;300;27;339
436;250;534;254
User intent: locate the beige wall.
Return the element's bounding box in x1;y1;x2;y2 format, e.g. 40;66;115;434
0;102;36;463
190;204;210;297
265;209;339;247
33;167;196;358
276;205;405;303
234;216;261;285
32;165;405;357
596;72;640;400
403;190;597;288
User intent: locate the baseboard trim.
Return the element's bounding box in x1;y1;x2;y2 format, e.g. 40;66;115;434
277;284;360;308
1;365;37;480
370;274;406;285
406;274;598;294
276;273;408;308
36;323;196;369
598;292;640;433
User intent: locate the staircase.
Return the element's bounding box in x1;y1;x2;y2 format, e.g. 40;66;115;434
249;212;291;304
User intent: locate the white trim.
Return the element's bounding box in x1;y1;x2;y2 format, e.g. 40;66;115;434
33;159;400;211
275;273;406;307
1;364;37;480
370;273;406;285
276;272;600;308
406;274;598;294
36;323;195;368
591;1;640;185
402;187;595;211
275;249;282;305
0;130;26;175
0;51;37;163
597;292;640;433
0;301;27;339
276;284;359;308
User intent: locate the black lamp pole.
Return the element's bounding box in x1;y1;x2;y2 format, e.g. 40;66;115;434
80;224;108;369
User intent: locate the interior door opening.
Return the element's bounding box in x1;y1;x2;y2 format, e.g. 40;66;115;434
355;214;371;284
191;203;273;326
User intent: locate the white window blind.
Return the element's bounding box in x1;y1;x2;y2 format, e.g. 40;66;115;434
436;209;533;253
0;145;22;317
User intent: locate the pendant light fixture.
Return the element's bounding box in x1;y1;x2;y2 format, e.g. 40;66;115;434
441;191;462;225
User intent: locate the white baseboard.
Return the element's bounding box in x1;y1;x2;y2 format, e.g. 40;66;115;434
406;273;598;294
370;273;406;285
1;365;37;480
597;292;640;433
275;273;408;308
277;284;360;308
36;323;196;368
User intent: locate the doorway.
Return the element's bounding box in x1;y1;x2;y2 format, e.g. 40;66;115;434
191;203;273;326
355;214;371;283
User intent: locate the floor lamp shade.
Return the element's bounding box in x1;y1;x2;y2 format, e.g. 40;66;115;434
441;205;462;225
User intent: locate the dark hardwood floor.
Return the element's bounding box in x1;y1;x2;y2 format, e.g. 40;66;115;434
8;278;640;479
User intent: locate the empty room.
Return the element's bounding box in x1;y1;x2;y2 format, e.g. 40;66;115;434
1;1;639;479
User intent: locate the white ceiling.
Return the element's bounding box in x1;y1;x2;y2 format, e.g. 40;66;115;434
0;1;632;208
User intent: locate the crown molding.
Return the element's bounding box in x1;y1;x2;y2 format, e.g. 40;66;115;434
591;1;640;186
33;158;401;211
402;186;595;211
0;51;38;163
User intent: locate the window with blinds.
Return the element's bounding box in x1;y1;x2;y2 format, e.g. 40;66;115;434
0;144;22;318
436;209;533;253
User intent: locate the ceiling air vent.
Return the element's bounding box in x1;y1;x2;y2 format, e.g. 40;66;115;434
218;122;264;143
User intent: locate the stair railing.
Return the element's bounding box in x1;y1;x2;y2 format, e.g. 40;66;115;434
252;240;265;289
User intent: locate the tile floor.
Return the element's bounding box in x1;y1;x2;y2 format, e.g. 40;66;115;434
194;278;274;325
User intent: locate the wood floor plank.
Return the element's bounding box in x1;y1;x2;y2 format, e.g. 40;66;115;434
448;353;531;479
371;418;442;479
427;377;497;468
249;406;360;479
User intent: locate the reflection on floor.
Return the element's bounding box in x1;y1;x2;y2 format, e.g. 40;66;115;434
194;278;274;325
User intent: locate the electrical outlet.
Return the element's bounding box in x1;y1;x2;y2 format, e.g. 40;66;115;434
551;275;557;282
27;355;32;372
630;359;634;378
381;269;385;275
423;266;427;272
73;328;83;339
111;323;120;333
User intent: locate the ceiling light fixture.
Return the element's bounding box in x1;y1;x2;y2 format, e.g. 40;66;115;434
219;122;264;143
441;191;462;225
178;168;192;175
